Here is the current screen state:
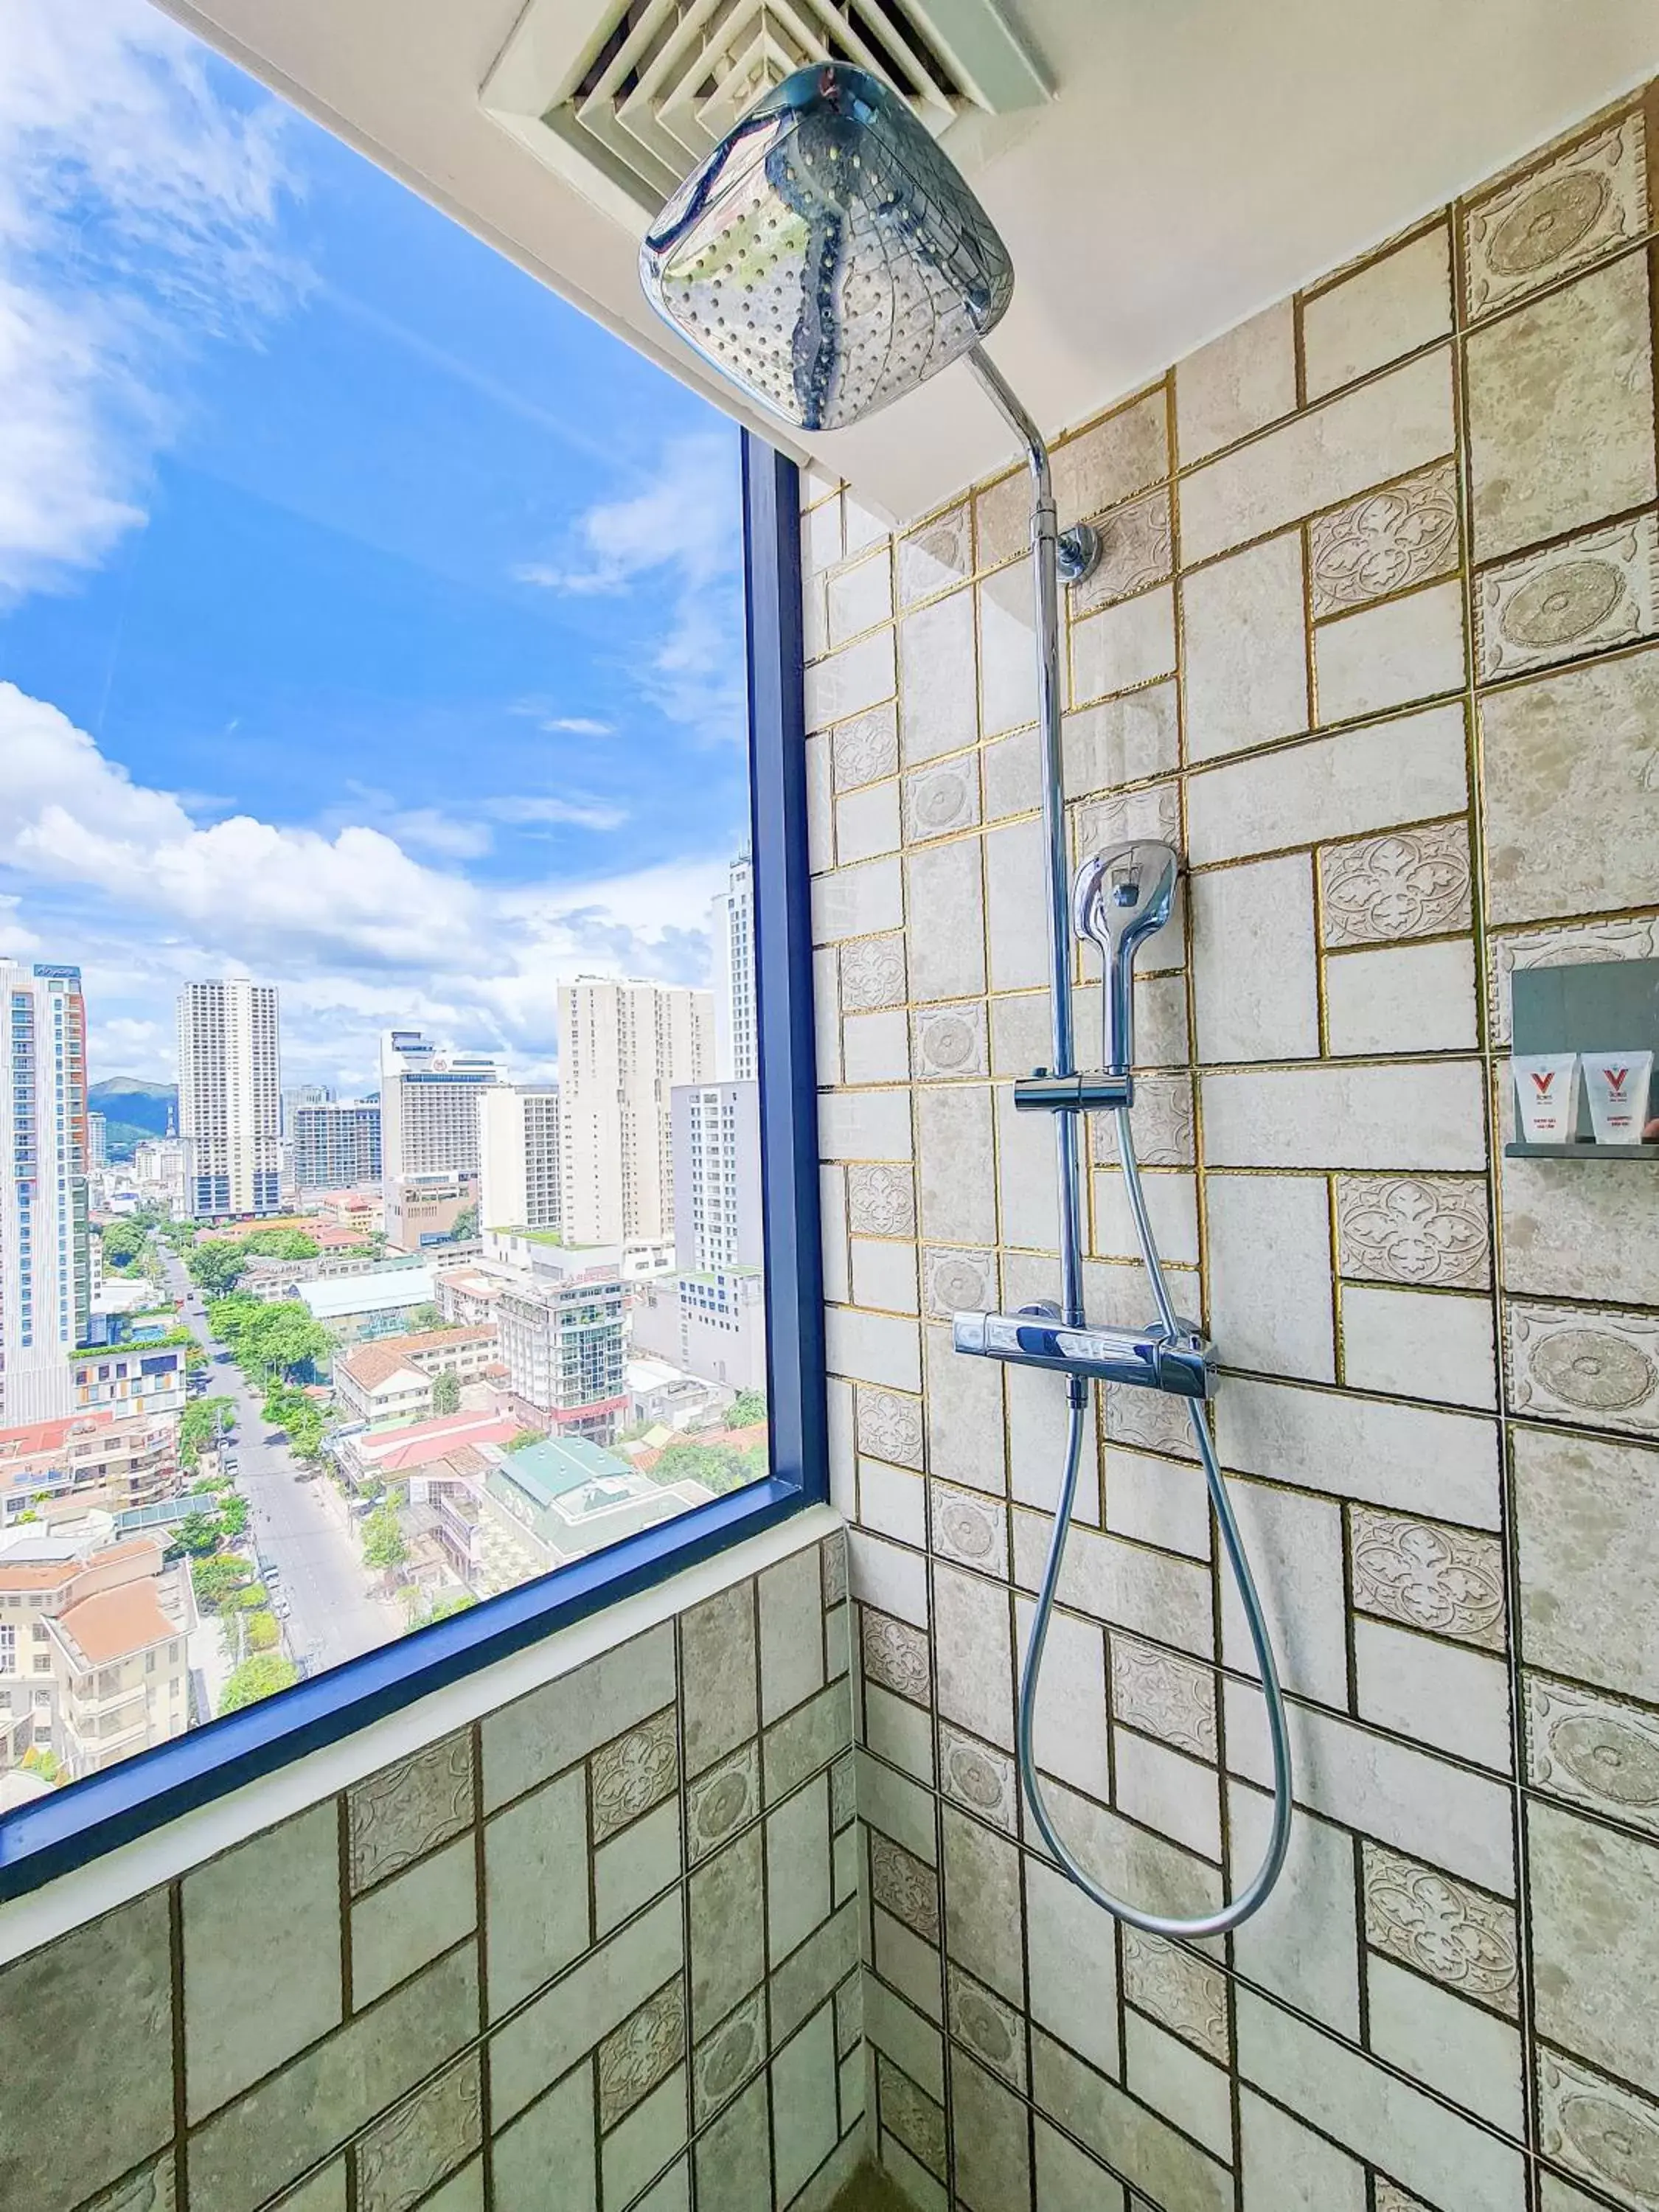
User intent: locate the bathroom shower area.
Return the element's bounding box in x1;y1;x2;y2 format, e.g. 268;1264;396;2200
3;12;1659;2212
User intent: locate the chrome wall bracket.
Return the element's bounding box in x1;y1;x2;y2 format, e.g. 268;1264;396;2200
953;1304;1217;1400
1057;522;1101;585
1014;1068;1132;1113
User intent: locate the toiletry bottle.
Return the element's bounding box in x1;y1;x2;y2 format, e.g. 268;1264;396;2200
1512;1053;1581;1143
1582;1051;1653;1144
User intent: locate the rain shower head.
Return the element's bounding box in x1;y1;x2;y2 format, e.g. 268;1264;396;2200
639;63;1013;432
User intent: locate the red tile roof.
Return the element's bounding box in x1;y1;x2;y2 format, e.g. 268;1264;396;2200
56;1582;176;1663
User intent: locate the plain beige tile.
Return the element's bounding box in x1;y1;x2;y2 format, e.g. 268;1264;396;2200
810;855;904;945
493;2067;595;2212
1215;1374;1500;1527
824;1305;920;1392
1205;1172;1335;1382
352;1833;477;2008
841;1008;908;1085
1530;1798;1659;2099
1052;389;1169;522
1220;1477;1349;1706
1034;2029;1231;2212
1239;2087;1366;2212
978;560;1038;737
773;2008;840;2204
759;1545;824;1724
484;1767;588;2017
1070;585;1177;706
1340;1281;1497;1408
1025;1851;1120;2081
1186;702;1467;866
899;588;976;762
1191;854;1321;1062
1182;347;1455;563
804;628;895;734
903;838;983;1002
766;1773;832;1964
1175;299;1298;464
1324;936;1479;1056
932;1561;1015;1753
827;548;891;647
835;779;900;865
1062;681;1180;796
184;1802;344;2120
1481;643;1659;927
1200;1058;1487;1172
1304;226;1453;400
680;1580;757;1778
1466;250;1656;561
941;1805;1024;2006
1353;1616;1513;1772
1124;2011;1233;2159
1183;532;1309;761
984;817;1048;992
1516;1425;1659;1705
1315;577;1464;725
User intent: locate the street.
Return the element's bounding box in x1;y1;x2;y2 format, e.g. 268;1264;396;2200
167;1259;401;1682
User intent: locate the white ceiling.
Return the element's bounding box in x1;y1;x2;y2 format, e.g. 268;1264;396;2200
156;0;1659;524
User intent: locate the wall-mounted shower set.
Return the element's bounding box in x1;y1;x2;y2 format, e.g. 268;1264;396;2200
641;63;1293;1934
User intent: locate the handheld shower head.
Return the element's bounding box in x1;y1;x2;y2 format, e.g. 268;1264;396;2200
639;63;1013;432
1074;841;1182;1076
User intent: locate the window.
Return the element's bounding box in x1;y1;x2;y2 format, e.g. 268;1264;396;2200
0;9;819;1893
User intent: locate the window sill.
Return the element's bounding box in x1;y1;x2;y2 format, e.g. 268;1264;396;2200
1;1491;839;1955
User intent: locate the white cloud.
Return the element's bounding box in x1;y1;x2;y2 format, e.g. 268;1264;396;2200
515;432;745;744
541;715;613;737
482;796;627;833
0;0;294;600
0;681;722;1088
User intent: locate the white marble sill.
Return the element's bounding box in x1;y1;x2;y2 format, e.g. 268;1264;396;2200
0;1503;842;1966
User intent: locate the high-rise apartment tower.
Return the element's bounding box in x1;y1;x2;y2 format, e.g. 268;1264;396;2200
176;978;282;1220
557;979;712;1247
479;1085;561;1233
0;961;90;1422
710;851;757;1083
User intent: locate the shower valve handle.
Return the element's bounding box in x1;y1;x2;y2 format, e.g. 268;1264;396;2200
953;1307;1216;1399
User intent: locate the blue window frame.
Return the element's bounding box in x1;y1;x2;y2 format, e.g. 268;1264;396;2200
0;432;821;1898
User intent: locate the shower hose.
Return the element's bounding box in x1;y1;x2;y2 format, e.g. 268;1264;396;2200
1016;1105;1296;1939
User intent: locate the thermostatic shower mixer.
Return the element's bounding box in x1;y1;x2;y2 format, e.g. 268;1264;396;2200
956;840;1217;1402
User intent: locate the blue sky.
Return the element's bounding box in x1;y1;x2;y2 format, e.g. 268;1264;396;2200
0;0;749;1095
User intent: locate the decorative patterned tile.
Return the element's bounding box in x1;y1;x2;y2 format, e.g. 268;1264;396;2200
1071;486;1173;616
930;1484;1008;1577
1464;108;1649;319
1478;513;1659;680
1091;1074;1194;1166
591;1710;678;1845
1318;819;1472;948
861;1609;932;1705
85;2159;176;2212
922;1245;996;1321
1103;1383;1200;1459
1110;1636;1217;1759
1307;459;1460;616
349;1733;474;1893
832;702;900;791
947;1964;1026;2087
845;1161;916;1237
822;1529;848;1607
899;504;972;611
877;2058;947;2182
1526;1674;1659;1840
1336;1173;1491;1288
855;1385;924;1471
1538;2044;1659;2212
355;2056;482;2212
1374;2184;1435;2212
869;1829;940;1942
1121;1927;1230;2064
1349;1507;1506;1650
838;936;908;1013
1075;777;1183;863
686;1744;759;1864
691;1988;765;2123
905;759;980;842
911;1002;989;1079
1505;1303;1659;1438
1488;918;1659;1045
939;1724;1018;1836
830;1752;856;1832
599;1978;686;2130
1362;1841;1520;2015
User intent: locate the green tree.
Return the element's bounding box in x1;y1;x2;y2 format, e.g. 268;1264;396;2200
449;1204;478;1243
651;1440;765;1497
218;1494;250;1540
19;1746;66;1785
506;1428;543;1453
173;1511;226;1557
99;1219;151;1272
188;1239;248;1296
362;1503;408;1571
429;1368;461;1415
406;1303;444;1332
726;1390;768;1428
218;1653;299;1714
189;1554;252;1611
179;1394;235;1470
245;1608;279;1652
240;1228;320;1260
403;1587;476;1632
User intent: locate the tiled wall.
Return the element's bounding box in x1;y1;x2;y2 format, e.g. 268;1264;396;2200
0;1527;860;2212
808;83;1659;2212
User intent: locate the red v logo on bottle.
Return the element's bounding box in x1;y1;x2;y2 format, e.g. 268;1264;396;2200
1604;1068;1630;1095
1530;1071;1555;1096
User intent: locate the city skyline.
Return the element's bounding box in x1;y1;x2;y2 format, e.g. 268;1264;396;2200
0;4;752;1099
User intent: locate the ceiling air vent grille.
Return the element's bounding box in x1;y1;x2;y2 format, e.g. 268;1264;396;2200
482;0;1048;233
